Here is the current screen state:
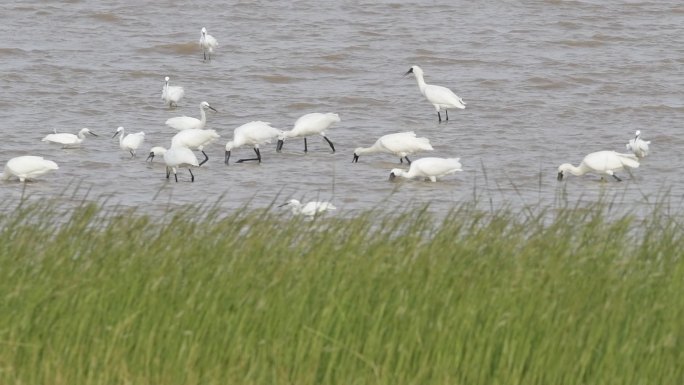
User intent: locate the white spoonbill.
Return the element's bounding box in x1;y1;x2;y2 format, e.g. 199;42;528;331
199;27;218;61
146;146;168;162
279;199;337;217
2;156;58;182
353;131;433;164
163;144;200;182
225;121;283;165
405;65;465;123
389;157;462;182
165;101;217;131
276;112;340;153
161;76;185;108
170;129;220;166
625;130;650;158
112;126;145;157
557;151;639;182
42;128;98;148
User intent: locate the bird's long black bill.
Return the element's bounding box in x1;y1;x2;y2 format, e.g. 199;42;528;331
557;172;564;181
352;154;359;163
276;139;284;152
224;150;231;165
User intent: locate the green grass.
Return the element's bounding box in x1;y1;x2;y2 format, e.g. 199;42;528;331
0;198;682;384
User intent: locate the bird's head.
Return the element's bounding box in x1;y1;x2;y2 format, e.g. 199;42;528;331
201;101;217;112
112;126;124;138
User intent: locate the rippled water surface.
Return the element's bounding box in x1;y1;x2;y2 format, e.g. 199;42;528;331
1;0;683;216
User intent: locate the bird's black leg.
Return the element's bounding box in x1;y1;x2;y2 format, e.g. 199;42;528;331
445;109;449;121
174;172;178;183
166;166;170;179
437;111;442;123
304;138;308;153
236;147;262;163
323;136;335;153
400;158;403;163
405;156;411;165
612;174;622;182
199;151;209;166
203;51;207;61
130;150;135;157
189;169;195;182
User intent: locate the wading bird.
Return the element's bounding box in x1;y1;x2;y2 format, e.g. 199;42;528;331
405;65;465;123
279;199;337;217
225;121;283;165
352;131;433;164
42;128;98;148
277;112;339;153
625;130;650;158
389;157;462;182
2;156;58;182
165;101;217;131
557;151;639;182
112;126;145;157
161;76;185;108
199;27;218;61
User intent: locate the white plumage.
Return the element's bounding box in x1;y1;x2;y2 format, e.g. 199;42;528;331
557;151;639;182
279;199;337;217
2;156;59;182
625;130;650;158
161;76;185;108
353;131;433;164
42;128;97;148
405;65;465;122
112;126;145;157
165;101;217;131
146;146;167;162
171;129;220;166
276;112;340;153
225;121;283;165
199;27;218;61
163;144;200;182
389;157;463;182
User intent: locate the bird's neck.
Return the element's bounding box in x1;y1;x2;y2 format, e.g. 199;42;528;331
414;74;428;94
561;163;586;176
355;145;378;155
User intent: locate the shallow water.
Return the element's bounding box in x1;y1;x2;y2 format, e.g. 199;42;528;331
1;0;683;217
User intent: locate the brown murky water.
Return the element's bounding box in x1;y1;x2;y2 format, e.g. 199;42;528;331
1;0;683;217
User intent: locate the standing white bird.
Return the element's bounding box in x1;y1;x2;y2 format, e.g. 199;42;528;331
353;131;433;164
557;151;639;182
42;128;98;148
279;199;337;217
225;121;283;165
146;146;167;162
163;144;200;182
389;157;463;182
276;112;340;153
161;76;185;108
170;129;220;166
112;126;145;157
199;27;218;61
405;65;465;123
2;156;59;182
165;101;217;131
625;130;650;158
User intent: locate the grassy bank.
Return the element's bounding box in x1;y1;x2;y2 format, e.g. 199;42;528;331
0;199;682;384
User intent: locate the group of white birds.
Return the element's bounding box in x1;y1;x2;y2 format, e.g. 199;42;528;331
1;27;654;216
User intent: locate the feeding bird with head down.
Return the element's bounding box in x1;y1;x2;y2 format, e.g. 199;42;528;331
353;131;433;164
225;121;283;165
2;156;59;183
557;150;639;182
389;157;462;182
276;112;339;153
158;144;200;182
169;129;220;166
